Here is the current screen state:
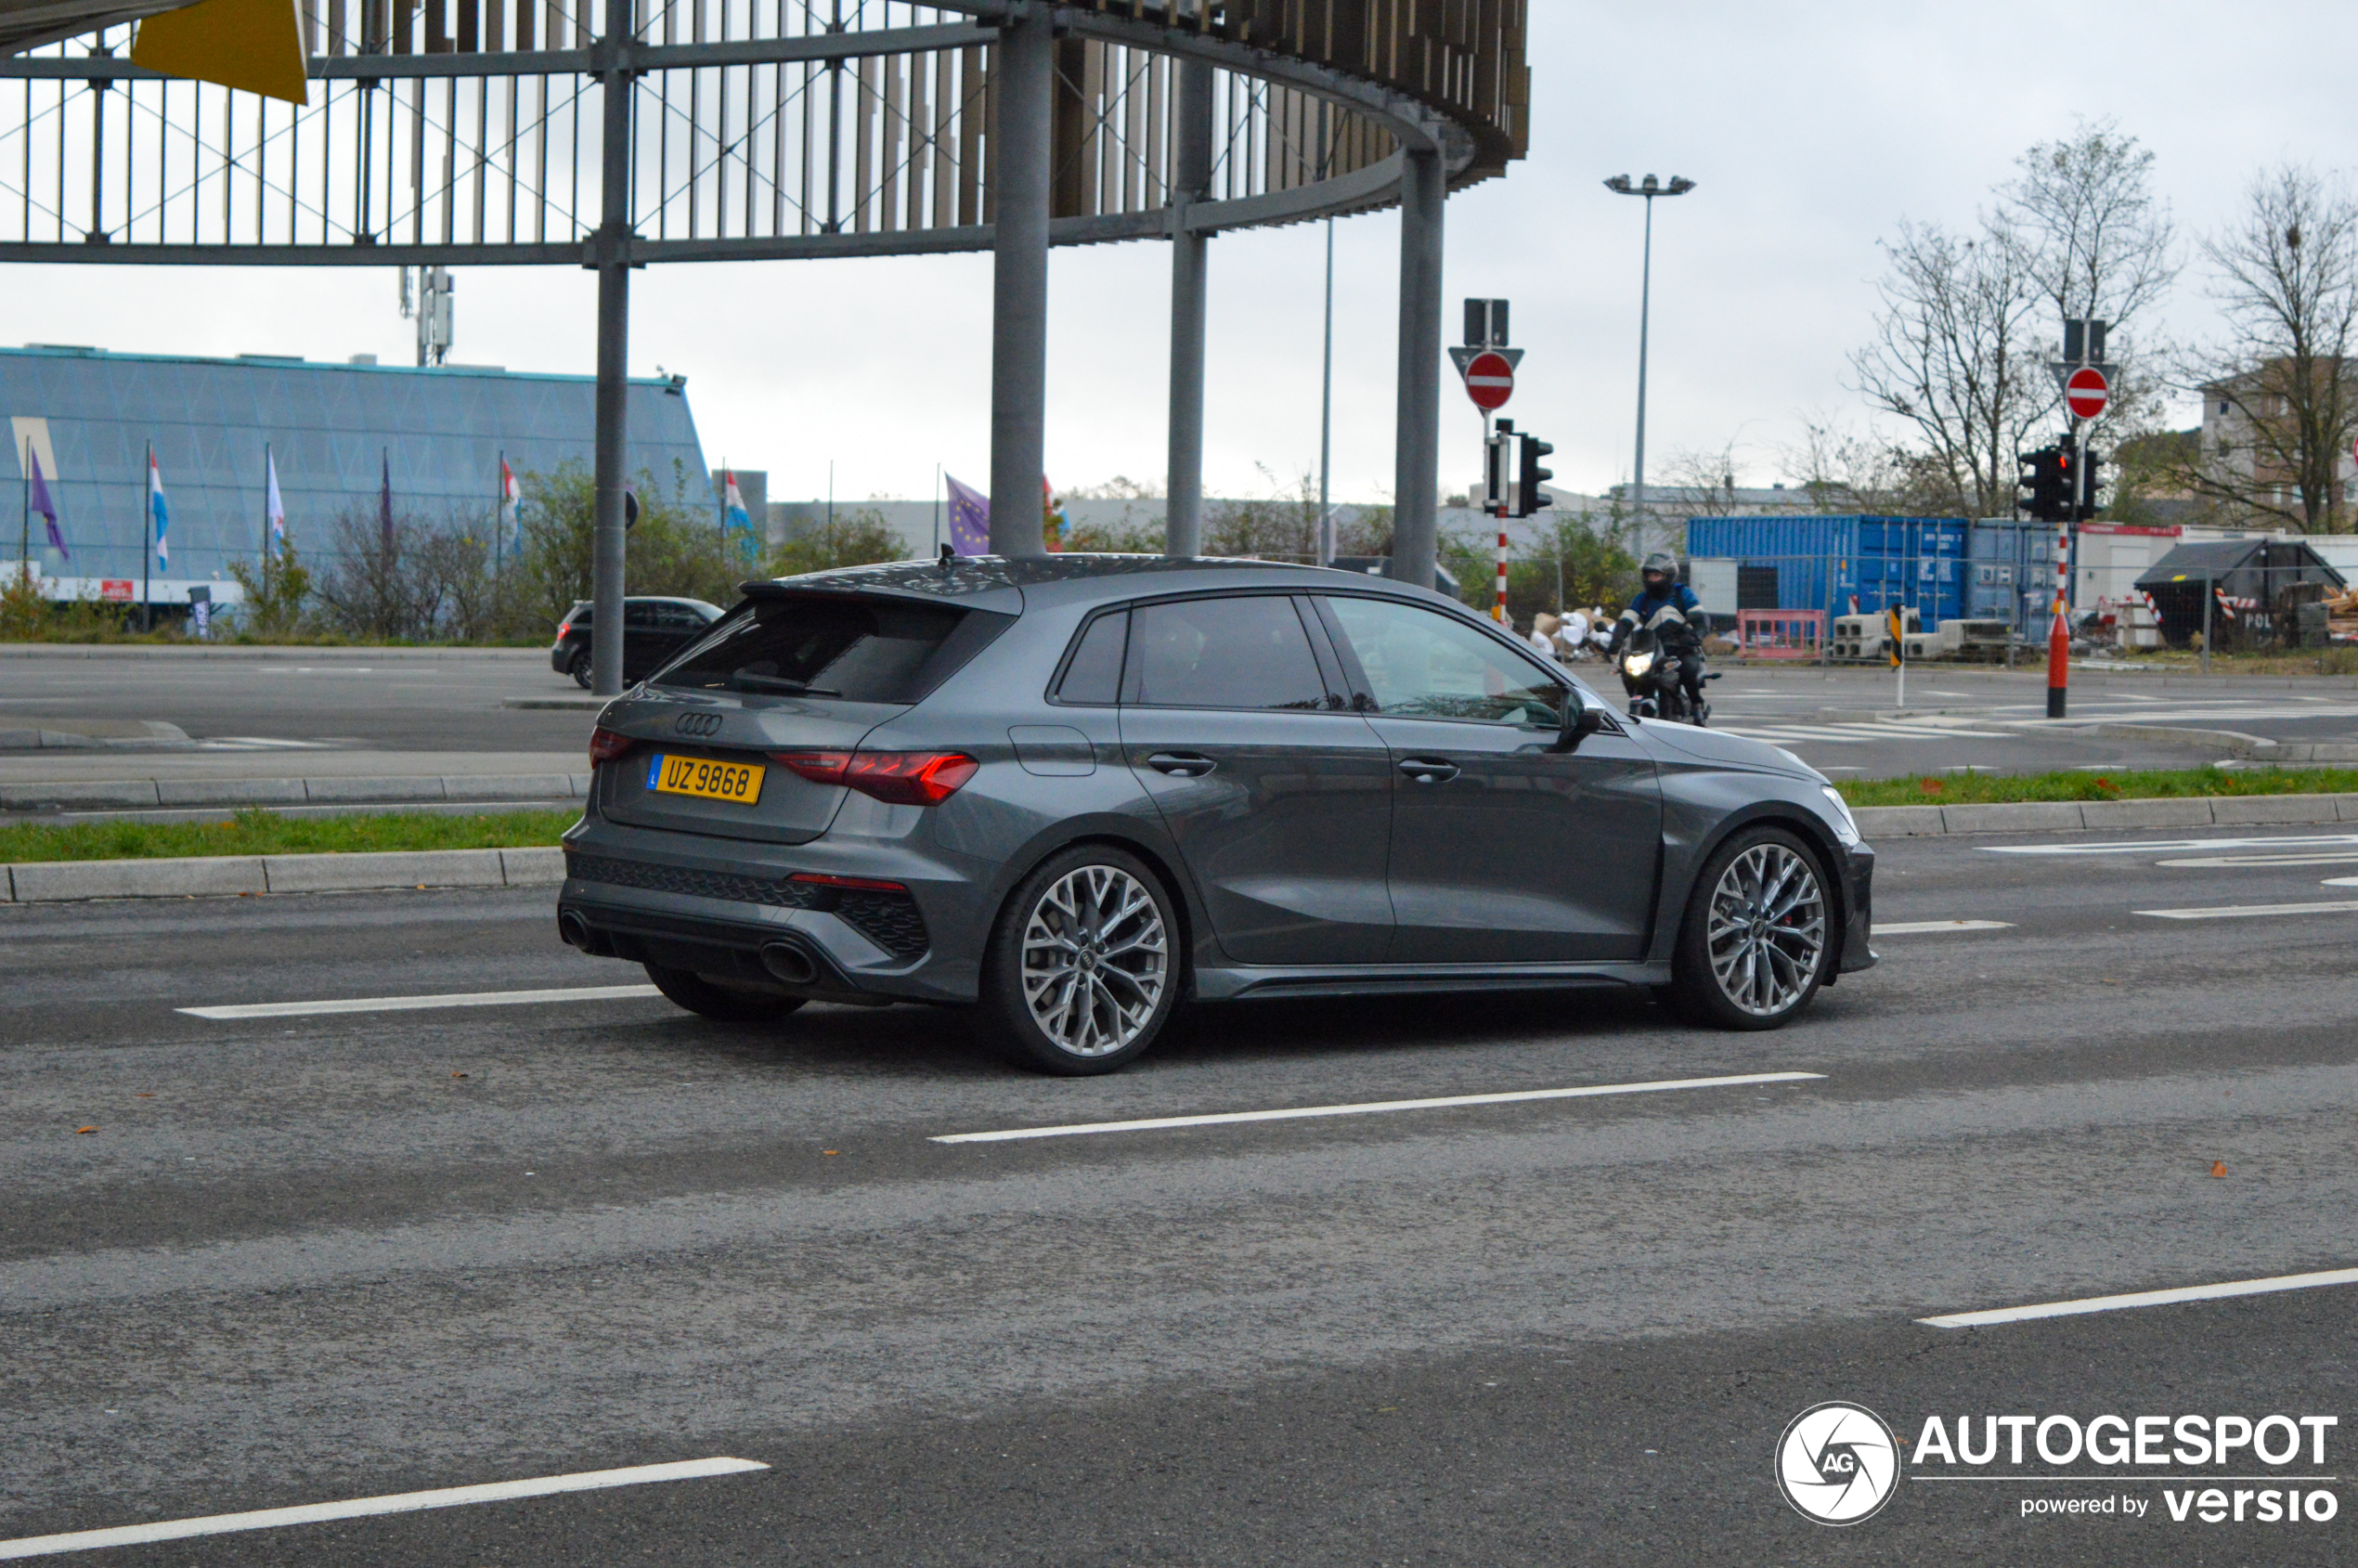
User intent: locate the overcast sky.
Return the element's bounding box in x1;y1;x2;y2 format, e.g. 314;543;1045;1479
4;1;2342;506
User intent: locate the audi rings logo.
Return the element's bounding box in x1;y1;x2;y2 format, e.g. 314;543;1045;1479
674;712;723;737
1777;1403;1901;1525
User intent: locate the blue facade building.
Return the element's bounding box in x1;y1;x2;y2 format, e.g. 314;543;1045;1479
1;346;706;588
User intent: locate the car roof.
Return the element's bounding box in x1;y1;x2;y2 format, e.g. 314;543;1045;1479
739;554;1462;616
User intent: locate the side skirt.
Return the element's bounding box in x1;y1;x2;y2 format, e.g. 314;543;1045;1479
1192;960;1673;1003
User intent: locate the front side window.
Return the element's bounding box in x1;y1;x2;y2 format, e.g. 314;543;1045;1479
1128;595;1328;711
1323;596;1563;727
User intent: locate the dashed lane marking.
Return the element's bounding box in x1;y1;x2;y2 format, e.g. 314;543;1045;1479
1987;834;2358;857
180;984;662;1020
930;1071;1828;1144
1873;920;2015;934
1919;1266;2358;1329
2133;901;2358;921
0;1458;769;1560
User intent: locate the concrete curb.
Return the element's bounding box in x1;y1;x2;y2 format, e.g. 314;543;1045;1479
1855;792;2358;837
2093;722;2358;763
503;695;615;710
0;772;592;811
3;845;570;901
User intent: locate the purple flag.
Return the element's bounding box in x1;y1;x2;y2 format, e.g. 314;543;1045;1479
944;473;991;556
27;446;66;558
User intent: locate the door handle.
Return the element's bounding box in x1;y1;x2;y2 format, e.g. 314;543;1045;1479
1146;752;1217;778
1396;758;1460;784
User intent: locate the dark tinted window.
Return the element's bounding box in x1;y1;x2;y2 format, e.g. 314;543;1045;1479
1056;611;1128;705
656;596;979;703
1130;596;1328;711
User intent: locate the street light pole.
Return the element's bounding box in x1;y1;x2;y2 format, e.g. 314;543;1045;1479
1604;174;1695;543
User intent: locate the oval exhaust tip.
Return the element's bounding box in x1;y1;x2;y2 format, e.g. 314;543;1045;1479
760;942;819;986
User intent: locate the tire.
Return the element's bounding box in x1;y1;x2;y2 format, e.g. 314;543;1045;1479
975;845;1181;1075
1667;826;1833;1030
568;647;593;689
643;963;807;1024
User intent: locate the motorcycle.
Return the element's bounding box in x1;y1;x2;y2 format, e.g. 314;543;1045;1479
1614;625;1717;725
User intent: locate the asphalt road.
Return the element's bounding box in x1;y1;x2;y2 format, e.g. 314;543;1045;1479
4;823;2354;1562
14;645;2358;780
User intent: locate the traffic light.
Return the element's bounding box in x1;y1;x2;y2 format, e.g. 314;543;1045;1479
2075;447;2105;522
2019;445;2067;522
1515;434;1555;518
2054;441;2075;521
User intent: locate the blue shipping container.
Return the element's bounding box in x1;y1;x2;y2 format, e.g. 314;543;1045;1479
1965;520;2056;630
1685;515;1969;624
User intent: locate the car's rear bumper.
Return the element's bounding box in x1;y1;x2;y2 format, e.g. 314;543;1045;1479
554;815;986;1004
551;644;574;673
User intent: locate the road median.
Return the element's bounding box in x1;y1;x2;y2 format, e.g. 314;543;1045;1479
1856;792;2358;836
3;846;565;902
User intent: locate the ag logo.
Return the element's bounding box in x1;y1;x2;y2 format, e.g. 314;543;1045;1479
1777;1402;1901;1525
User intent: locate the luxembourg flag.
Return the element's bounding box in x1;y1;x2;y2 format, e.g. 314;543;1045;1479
721;466;752;559
499;457;520;558
149;452;170;570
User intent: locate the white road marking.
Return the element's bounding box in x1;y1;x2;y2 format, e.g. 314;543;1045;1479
2157;852;2358;868
1988;834;2358;857
2133;901;2358;921
1874;920;2015;934
931;1071;1828;1144
180;984;662;1020
0;1457;769;1560
1919;1266;2358;1329
1717;720;2012;745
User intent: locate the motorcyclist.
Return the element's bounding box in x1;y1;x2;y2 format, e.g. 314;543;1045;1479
1608;552;1711;718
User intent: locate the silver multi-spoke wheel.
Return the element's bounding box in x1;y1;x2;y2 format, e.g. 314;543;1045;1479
1704;841;1826;1017
1018;863;1169;1058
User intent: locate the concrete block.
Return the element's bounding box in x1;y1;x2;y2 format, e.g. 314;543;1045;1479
2330;794;2358;823
1941;802;2085;834
2078;798;2216;830
0;779;162;810
568;772;594;797
2212;794;2341;826
1852;805;1947;837
301;775;447;804
441;773;575;803
262;849;506;892
155;777;307;808
499;847;567;885
10;855;266;901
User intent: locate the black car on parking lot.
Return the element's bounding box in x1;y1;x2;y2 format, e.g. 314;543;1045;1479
551;596;727;687
556;556;1876;1072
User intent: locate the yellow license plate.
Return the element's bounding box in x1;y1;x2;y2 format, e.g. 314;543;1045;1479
648;753;766;805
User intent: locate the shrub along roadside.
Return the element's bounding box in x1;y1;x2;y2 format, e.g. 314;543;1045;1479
0;808;576;865
1837;766;2358;809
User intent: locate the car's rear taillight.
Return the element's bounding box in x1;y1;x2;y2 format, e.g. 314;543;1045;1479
790;872;910;893
589;727;635;764
770;749;978;806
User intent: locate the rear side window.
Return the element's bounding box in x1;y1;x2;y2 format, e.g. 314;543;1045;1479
656;596;997;703
1055;611;1128;705
1128;596;1328;710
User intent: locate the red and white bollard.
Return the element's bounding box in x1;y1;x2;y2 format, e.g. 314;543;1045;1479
2047;513;2069;718
1496;516;1509;622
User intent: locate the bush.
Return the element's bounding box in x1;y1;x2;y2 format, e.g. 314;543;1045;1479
768;507;907;576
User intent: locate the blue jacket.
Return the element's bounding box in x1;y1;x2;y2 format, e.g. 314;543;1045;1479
1614;583;1708;644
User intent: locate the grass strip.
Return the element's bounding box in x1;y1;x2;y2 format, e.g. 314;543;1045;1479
0;807;577;864
1838;766;2358;809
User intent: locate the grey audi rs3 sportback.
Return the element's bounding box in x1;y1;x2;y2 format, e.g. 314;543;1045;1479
555;555;1876;1074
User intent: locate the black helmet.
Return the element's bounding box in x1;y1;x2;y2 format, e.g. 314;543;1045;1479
1641;551;1678;587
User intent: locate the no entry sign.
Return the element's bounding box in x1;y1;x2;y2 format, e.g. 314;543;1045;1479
2065;366;2109;421
1461;350;1515;411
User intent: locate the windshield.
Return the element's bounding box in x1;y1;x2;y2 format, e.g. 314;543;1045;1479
654;594;1001;704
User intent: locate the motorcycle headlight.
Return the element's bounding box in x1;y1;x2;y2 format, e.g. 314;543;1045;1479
1625;649;1655;677
1820;785;1862;846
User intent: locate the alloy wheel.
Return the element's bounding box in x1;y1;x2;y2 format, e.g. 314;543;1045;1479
1019;863;1169;1057
1704;842;1826;1017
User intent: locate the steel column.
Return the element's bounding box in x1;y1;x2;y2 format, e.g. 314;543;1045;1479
987;6;1053;558
590;40;632;696
1391;145;1445;590
1164;58;1212;559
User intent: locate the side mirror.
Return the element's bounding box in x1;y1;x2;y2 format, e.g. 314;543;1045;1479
1556;686;1607;752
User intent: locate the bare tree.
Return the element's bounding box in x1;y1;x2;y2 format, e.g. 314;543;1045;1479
2001;119;2180;438
1851;217;2048;515
1654;438;1746;517
1776;414;1947;514
2170;164;2358;532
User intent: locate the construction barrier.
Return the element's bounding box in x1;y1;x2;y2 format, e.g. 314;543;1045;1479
1734;609;1826;661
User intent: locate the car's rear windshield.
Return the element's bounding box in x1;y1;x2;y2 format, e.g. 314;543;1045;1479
654;594;1007;704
